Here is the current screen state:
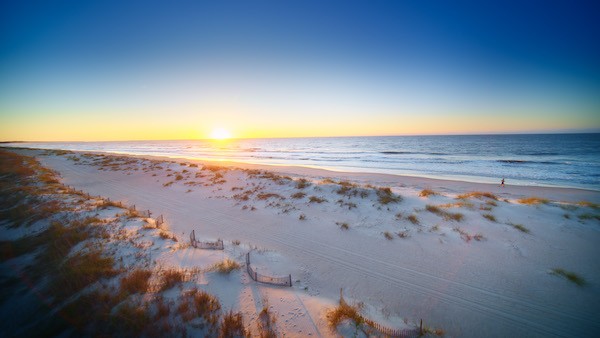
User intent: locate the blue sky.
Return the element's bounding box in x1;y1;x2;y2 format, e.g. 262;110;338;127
1;0;599;140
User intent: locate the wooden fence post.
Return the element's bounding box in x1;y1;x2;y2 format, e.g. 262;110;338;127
420;319;423;336
289;274;292;287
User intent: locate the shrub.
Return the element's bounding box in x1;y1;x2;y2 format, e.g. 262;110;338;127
550;268;586;286
299;214;306;220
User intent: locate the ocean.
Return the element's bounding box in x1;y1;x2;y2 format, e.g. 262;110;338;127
6;133;600;190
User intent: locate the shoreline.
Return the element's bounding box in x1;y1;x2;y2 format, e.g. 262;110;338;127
6;146;600;202
3;141;599;192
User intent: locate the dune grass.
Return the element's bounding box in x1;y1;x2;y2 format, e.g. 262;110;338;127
295;178;311;189
419;189;439;197
257;301;277;338
518;197;549;205
482;213;497;222
426;204;464;222
550;268;586;286
308;196;327;203
383;231;394;240
376;187;401;204
290;192;306;199
120;269;152;294
457;192;498;200
507;222;530;233
219;310;248;338
160;269;186;291
211;259;241;274
336;222;350;230
407;214;420;225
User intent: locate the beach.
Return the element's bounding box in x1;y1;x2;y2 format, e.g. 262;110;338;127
2;148;600;337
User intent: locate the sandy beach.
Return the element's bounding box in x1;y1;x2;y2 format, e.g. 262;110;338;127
2;148;600;337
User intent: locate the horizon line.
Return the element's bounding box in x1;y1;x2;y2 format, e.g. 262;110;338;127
2;130;600;143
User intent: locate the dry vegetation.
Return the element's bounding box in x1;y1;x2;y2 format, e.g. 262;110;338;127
518;197;550;205
457;191;499;200
211;258;241;274
426;204;464;222
550;268;586;286
419;189;440;197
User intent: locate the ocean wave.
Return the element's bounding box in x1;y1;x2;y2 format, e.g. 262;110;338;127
381;151;446;156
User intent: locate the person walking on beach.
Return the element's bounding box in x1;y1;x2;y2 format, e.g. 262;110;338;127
501;178;505;187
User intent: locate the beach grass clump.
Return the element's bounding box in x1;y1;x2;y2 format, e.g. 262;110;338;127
175;174;184;181
291;192;306;199
482;213;497;222
419;189;439;197
577;213;600;221
219;310;248;338
120;269;153;295
383;231;394;240
577;201;599;209
257;301;277;338
211;259;241;274
549;268;586;286
426;204;464;222
457;192;499;201
295;178;311;189
160;269;186;291
407;214;420;225
326;300;364;332
257;193;285;200
376;187;401;205
308;196;327;203
397;230;410;238
508;222;530;233
299;213;306;220
518;197;549;205
51;250;117;301
336;222;350;230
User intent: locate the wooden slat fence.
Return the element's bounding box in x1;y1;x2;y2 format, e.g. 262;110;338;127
189;229;224;250
340;289;423;338
156;214;164;227
246;252;292;287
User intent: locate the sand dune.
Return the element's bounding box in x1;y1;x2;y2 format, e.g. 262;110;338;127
11;149;600;337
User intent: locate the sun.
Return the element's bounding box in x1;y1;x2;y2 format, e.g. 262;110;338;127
209;128;232;140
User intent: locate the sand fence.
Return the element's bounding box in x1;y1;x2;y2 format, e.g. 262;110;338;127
339;289;423;338
189;229;224;250
246;252;293;287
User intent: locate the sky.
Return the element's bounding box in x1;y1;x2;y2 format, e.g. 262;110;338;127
1;0;599;141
